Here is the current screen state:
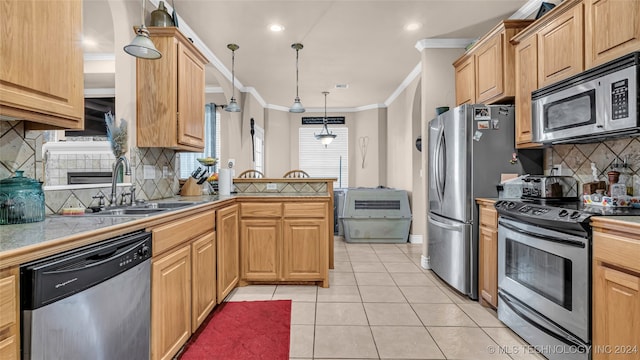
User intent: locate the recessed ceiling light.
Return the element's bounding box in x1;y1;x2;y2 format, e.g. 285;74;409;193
404;22;422;31
269;24;285;32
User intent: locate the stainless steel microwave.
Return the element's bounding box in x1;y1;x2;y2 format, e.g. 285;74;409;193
532;52;639;144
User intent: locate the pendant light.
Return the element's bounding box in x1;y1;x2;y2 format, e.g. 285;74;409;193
315;91;337;147
225;44;241;112
124;0;162;59
289;43;305;113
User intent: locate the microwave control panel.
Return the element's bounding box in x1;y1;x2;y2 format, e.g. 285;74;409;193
611;79;629;120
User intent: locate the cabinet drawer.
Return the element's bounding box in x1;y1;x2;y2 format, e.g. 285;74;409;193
284;202;326;218
152;210;215;256
593;230;640;272
0;268;17;331
240;202;282;218
479;206;498;228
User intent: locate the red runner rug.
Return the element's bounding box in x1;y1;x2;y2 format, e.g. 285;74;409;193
179;300;292;360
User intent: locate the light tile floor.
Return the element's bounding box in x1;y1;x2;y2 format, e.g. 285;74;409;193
224;237;546;360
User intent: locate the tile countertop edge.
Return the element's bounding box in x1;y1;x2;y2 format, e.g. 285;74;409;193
0;194;331;268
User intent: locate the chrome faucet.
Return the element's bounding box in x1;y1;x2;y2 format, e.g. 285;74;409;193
110;156;131;207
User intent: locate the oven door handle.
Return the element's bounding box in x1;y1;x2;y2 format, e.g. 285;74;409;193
498;291;587;350
498;220;585;248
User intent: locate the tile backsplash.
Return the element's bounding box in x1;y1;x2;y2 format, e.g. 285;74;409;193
545;136;640;195
0;120;179;214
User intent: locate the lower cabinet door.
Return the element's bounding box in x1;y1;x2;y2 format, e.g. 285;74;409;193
152;245;191;360
241;219;280;281
593;262;640;359
191;232;216;330
217;204;239;303
282;218;326;281
479;226;498;308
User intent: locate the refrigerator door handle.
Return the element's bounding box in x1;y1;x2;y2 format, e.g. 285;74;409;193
434;128;446;203
428;215;462;231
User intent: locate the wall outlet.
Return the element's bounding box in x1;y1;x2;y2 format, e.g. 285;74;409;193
143;165;156;180
552;164;563;175
162;166;169;178
227;159;235;169
266;183;277;190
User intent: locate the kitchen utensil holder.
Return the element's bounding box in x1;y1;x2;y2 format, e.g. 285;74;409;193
180;177;202;196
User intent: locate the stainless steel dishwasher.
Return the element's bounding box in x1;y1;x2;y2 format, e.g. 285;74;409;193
20;230;152;360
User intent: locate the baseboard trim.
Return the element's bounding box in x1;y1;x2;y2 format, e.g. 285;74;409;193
421;255;431;269
409;234;423;244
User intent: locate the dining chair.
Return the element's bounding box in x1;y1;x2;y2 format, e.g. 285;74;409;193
237;170;264;178
283;169;310;178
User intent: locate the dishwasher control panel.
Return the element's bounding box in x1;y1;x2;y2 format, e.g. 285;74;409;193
21;231;152;310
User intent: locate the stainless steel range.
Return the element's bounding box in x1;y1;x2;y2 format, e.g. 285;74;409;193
495;198;640;360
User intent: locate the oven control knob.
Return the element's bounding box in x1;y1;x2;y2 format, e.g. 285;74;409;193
570;211;581;219
507;202;516;209
558;209;569;217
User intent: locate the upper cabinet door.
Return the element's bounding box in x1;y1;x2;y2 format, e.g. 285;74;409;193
454;55;476;106
537;3;585;87
585;0;640;69
475;34;503;104
515;34;541;148
177;41;206;149
0;0;84;129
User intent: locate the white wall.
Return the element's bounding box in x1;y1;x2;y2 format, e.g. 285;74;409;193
419;48;465;258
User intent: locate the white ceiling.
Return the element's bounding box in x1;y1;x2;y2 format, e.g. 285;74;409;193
83;0;534;109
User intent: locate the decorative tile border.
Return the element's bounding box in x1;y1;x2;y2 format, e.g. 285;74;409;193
233;180;328;194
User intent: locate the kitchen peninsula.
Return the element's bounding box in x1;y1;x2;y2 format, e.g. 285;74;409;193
0;178;334;360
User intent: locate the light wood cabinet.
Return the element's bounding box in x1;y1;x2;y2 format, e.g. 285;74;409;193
150;210;215;360
136;27;208;152
477;199;498;309
241;219;280;281
217;204;240;303
514;33;542;148
151;245;192;360
454;55;476;105
453;20;533;106
592;218;640;360
585;0;640;69
239;201;329;287
537;2;585;87
0;267;19;360
191;232;216;330
0;0;83;129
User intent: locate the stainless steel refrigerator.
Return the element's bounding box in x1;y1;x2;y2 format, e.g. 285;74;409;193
427;104;541;299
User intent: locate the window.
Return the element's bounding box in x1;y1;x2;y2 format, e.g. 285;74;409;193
254;125;264;173
299;127;348;188
178;104;221;178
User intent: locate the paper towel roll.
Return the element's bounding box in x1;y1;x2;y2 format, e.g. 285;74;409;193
218;168;232;195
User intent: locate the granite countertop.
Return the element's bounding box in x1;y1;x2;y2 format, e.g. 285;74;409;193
0;192;331;266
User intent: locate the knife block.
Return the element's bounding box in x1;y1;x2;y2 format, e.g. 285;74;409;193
180;177;202;196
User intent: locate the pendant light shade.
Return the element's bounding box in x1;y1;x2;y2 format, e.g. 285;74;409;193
314;91;337;147
124;0;162;60
226;43;241;112
289;43;305;113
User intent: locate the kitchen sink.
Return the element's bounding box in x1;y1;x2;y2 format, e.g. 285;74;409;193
83;201;202;217
151;202;199;209
87;208;168;216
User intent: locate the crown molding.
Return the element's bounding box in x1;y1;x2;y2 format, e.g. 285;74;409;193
384;62;422;107
414;38;475;52
509;0;543;19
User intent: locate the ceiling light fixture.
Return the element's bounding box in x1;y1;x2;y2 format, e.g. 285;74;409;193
315;91;337;147
289;43;305;113
269;24;285;32
124;0;162;60
225;43;241;112
404;22;422;31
